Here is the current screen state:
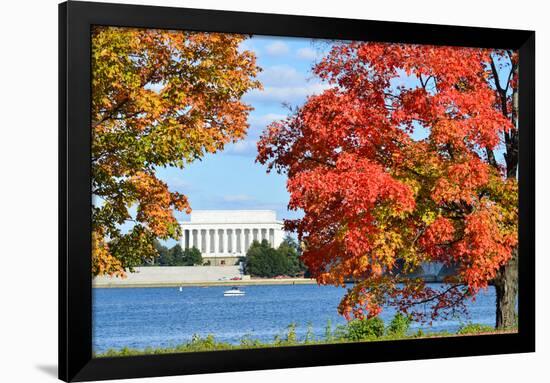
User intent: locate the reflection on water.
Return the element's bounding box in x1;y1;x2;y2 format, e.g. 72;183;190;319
92;283;495;353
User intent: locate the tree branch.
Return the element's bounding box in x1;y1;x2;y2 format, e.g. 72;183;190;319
402;283;465;306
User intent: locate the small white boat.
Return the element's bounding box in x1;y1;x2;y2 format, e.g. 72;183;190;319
223;287;245;297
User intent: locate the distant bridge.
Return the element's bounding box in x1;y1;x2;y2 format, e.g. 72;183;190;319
412;262;457;282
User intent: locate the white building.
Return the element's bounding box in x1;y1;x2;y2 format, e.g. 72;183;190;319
180;210;285;265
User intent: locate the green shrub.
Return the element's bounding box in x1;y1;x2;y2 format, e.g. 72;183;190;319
285;323;297;344
342;317;385;341
184;334;230;351
457;323;495;335
386;313;412;337
304;322;315;343
240;335;264;348
414;329;425;337
324;319;333;342
272;323;299;346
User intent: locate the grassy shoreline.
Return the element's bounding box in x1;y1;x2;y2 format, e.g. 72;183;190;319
95;318;517;358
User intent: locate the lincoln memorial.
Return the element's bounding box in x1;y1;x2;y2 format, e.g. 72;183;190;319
180;210;285;265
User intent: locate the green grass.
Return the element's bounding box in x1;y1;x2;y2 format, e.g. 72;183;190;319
95;316;516;358
456;323;497;335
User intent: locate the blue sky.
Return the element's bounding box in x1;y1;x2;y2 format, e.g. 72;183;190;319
156;36;335;226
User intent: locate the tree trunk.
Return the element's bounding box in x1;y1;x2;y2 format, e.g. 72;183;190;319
490;54;519;330
494;247;518;329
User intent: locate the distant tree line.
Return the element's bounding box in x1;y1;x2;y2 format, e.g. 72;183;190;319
142;241;203;266
244;236;307;278
141;236;308;275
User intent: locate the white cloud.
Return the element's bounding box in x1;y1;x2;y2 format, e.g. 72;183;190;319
221;113;291;157
223;139;258;157
259;65;304;86
296;47;320;60
265;41;290;56
245;113;288;141
244;82;331;105
164;177;195;192
212;195;291;215
249;113;288;127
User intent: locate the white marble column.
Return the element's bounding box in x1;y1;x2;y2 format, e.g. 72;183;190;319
213;229;218;255
269;228;275;247
222;229;228;254
231;229;237;254
246;228;252;250
190;229;195;249
197;228;202;252
274;226;284;248
239;229;245;254
205;228;210;255
226;229;231;253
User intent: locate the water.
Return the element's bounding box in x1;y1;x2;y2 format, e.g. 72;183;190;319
92;284;496;353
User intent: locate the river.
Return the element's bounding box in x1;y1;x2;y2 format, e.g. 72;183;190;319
92;283;496;353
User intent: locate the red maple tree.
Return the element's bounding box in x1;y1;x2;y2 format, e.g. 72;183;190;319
257;42;519;329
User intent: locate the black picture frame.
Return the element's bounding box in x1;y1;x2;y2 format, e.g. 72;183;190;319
59;1;535;381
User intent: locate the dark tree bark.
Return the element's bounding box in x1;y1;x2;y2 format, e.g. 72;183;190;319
490;54;519;329
494;247;518;329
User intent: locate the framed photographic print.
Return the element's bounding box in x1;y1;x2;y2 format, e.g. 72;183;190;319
59;1;535;381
